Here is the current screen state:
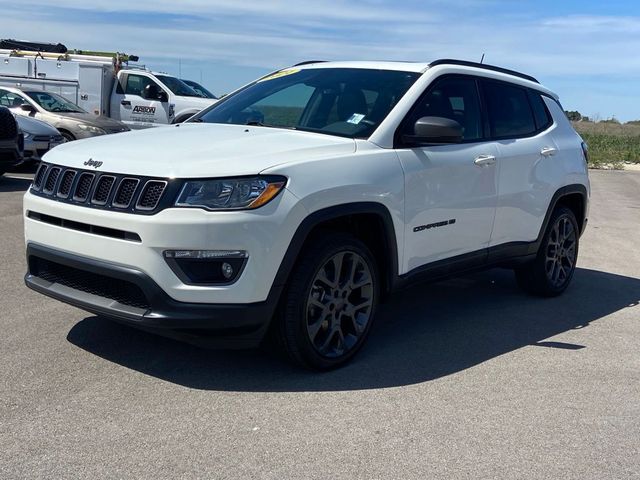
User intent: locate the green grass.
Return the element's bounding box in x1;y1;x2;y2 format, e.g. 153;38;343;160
573;122;640;168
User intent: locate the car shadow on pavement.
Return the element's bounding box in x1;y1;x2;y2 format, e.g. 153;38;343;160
66;267;640;392
0;176;32;193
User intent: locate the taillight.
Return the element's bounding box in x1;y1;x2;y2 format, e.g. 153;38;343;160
581;141;589;165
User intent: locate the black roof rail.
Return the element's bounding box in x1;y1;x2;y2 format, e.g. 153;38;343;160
428;59;539;84
292;60;327;67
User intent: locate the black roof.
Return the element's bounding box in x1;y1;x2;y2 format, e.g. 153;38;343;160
429;59;539;84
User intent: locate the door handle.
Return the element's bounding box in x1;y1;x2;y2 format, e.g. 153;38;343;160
121;100;131;106
474;154;496;167
541;146;557;157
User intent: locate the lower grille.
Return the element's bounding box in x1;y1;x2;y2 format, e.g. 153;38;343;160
29;256;150;310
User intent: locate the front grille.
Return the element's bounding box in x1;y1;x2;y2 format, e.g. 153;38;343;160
33;163;48;189
57;170;76;198
113;178;139;208
31;162;171;215
73;172;94;202
136;181;167;210
43;167;61;193
30;256;150;310
91;175;115;205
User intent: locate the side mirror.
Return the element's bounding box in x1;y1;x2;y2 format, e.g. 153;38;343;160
403;116;463;146
20;103;37;113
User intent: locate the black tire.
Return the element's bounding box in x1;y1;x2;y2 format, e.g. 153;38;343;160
272;232;380;370
60;131;75;142
515;206;579;297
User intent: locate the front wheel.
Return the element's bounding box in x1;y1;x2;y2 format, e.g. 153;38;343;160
60;131;75;142
515;206;579;297
273;233;380;370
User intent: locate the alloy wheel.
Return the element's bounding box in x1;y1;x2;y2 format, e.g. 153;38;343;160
545;216;577;288
305;251;374;358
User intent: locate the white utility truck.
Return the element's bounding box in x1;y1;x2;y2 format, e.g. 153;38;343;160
0;40;217;128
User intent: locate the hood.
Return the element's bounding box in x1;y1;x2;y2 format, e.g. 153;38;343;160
176;95;218;109
42;123;356;177
56;112;129;131
15;114;60;136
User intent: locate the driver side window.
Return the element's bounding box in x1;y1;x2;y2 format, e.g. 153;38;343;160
406;76;483;142
125;75;158;97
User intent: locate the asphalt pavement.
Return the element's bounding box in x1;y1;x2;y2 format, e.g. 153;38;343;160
1;170;639;479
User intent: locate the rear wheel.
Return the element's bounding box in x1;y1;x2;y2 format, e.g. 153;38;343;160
273;233;379;370
515;206;579;296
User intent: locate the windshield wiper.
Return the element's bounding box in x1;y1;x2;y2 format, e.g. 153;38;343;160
246;120;297;130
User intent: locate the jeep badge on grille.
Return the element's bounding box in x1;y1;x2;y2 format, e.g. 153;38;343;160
84;159;103;169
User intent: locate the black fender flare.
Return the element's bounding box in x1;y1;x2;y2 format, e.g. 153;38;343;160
266;202;399;304
529;183;588;255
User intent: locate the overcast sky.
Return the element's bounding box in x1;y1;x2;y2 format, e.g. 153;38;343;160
6;0;640;121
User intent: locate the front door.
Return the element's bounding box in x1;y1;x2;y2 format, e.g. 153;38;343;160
396;75;499;273
116;73;170;127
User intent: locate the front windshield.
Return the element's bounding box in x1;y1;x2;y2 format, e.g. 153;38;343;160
25;91;85;113
190;68;420;138
183;80;217;99
156;75;201;97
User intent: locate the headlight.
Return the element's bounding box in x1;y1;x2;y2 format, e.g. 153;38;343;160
77;124;106;134
23;132;33;140
175;176;286;210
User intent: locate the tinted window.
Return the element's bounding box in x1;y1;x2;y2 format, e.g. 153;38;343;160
483;81;536;138
405;76;482;141
528;91;552;130
192;68;419;139
125;75;159;96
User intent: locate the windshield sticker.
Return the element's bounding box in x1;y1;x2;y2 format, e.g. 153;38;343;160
258;68;300;82
347;113;365;125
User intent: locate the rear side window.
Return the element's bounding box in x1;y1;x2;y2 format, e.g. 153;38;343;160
483;81;536;138
528;91;552;131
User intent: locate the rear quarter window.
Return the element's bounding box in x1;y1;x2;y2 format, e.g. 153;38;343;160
482;81;537;138
528;90;553;131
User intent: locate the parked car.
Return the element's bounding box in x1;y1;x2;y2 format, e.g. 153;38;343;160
14;114;65;164
24;59;590;370
0;87;129;141
181;79;218;99
0;106;23;176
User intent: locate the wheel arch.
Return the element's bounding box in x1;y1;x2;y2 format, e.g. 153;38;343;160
535;184;588;249
268;202;400;303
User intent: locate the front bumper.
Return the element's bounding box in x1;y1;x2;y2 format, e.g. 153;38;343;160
25;244;279;347
24;188;305;304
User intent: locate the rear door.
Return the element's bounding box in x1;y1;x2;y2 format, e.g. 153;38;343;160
396;75;499;272
479;80;558;247
114;73;170;127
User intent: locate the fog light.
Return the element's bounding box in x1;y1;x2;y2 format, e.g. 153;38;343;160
221;262;234;279
163;250;248;285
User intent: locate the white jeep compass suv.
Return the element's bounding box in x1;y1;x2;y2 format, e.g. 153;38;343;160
24;60;590;369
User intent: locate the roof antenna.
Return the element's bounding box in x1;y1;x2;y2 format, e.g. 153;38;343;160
480;53;485;64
